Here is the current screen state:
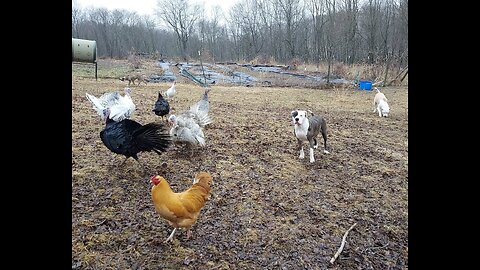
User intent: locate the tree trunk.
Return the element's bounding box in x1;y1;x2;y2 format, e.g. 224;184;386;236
326;45;332;83
382;54;390;87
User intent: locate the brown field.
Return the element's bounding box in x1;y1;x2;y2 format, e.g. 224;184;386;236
72;61;408;269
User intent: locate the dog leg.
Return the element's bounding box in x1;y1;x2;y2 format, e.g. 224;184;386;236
378;108;382;117
307;139;316;162
297;139;304;159
319;120;330;154
313;138;318;149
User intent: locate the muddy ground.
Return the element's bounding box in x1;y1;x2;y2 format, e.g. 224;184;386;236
72;62;408;269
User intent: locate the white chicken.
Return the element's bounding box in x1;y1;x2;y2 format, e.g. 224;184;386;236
189;88;212;124
86;87;135;122
168;113;206;148
163;81;177;100
167;88;213;153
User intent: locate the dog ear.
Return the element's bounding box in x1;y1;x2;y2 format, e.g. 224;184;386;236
291;110;298;118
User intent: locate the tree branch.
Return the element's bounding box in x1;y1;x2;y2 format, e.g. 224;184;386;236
330;222;357;264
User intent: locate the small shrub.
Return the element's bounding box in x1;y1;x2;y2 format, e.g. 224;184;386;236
288;58;303;71
127;50;142;70
199;48;214;63
333;62;348;78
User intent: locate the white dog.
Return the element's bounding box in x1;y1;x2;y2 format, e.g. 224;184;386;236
291;110;329;163
373;88;390;117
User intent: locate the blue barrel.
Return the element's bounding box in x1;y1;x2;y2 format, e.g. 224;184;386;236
359;80;372;90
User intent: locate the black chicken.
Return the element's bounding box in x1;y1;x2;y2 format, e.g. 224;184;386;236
100;108;171;168
152;92;170;121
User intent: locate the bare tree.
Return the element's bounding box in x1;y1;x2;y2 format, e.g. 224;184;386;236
228;0;264;61
72;0;84;37
155;0;202;61
379;0;396;85
307;0;327;70
197;6;224;61
361;0;381;64
325;0;337;83
397;0;408;67
278;0;303;60
298;7;311;62
72;0;408;68
143;15;160;54
257;0;275;60
340;0;359;64
89;8;114;58
206;6;220;60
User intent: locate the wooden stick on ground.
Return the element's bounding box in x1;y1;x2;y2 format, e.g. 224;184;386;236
330;222;357;264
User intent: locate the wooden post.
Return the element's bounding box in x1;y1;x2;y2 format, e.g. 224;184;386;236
400;68;408;82
387;65;408;86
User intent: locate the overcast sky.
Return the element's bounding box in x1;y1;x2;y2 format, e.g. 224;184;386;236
73;0;238;18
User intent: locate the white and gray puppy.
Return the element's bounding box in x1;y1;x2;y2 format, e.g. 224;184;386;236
373;88;390;117
291;110;329;163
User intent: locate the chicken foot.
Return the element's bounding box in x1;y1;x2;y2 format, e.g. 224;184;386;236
164;228;177;243
120;156;130;166
186;229;192;240
131;156;148;175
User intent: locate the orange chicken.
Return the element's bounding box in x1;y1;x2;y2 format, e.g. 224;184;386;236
150;172;213;242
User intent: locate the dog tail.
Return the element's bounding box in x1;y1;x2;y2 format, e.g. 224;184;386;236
307;110;315;116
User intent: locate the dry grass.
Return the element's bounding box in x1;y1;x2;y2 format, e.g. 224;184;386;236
72;61;408;269
300;62;408;85
85;58;407;89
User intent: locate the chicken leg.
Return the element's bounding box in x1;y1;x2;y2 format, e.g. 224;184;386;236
186;229;193;240
164;228;177;243
117;156;147;175
131;156;148;175
120;156;130;166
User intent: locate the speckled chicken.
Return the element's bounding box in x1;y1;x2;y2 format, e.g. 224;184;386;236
167;89;213;153
190;88;210;117
188;88;213;127
168;113;206;149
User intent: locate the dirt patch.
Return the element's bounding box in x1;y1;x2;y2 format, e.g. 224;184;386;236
72;69;408;269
